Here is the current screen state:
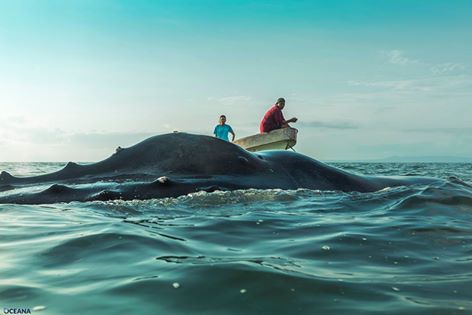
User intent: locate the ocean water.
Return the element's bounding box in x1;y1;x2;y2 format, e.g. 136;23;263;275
1;162;472;315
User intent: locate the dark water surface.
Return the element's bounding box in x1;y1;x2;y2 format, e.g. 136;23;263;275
1;162;472;315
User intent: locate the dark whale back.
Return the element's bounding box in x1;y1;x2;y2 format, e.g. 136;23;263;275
0;133;441;204
0;133;270;185
258;150;382;192
99;133;268;175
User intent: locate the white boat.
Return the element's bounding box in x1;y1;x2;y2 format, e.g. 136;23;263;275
233;127;298;152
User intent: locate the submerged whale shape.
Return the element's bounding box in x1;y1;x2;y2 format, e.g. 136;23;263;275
0;133;439;204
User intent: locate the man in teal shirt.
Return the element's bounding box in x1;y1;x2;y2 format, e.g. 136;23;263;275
213;115;235;142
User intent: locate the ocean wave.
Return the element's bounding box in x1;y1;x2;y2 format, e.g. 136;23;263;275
1;163;472;314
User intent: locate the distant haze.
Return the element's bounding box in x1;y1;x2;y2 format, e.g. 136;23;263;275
329;156;472;163
1;0;471;162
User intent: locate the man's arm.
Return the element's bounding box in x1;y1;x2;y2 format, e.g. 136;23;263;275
229;126;235;141
286;117;298;123
277;111;297;126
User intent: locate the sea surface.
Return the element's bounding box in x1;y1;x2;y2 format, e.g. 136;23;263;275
1;162;472;315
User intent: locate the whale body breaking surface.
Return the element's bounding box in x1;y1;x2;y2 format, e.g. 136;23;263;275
0;133;439;204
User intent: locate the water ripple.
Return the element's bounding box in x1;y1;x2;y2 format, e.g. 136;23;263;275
1;163;472;314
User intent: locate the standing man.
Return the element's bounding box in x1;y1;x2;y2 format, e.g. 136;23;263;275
214;115;235;142
260;97;298;133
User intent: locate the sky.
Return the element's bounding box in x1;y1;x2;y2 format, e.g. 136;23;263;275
0;0;471;162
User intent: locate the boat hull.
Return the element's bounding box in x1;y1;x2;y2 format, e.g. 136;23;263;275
234;128;298;152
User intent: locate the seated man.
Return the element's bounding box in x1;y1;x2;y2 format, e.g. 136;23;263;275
213;115;235;142
260;97;298;133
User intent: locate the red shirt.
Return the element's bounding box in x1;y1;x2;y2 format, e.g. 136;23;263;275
260;104;285;133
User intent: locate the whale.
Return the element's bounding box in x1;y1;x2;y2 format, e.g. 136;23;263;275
0;133;439;204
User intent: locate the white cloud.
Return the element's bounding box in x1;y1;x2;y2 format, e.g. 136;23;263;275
0;114;177;161
384;50;467;76
405;127;472;134
430;63;466;75
207;95;253;106
348;79;431;91
386;50;419;65
348;74;472;93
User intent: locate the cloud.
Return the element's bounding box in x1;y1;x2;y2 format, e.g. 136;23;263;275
404;127;472;135
298;120;359;130
348;79;431;91
383;50;467;76
0;128;173;161
65;132;159;148
385;50;419;65
430;63;466;75
348;74;472;93
0;114;174;152
207;95;253;106
0;116;62;145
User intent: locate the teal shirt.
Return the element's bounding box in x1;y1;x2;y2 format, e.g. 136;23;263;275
214;124;234;141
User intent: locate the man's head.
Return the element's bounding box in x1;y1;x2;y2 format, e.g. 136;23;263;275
276;97;285;109
219;115;227;124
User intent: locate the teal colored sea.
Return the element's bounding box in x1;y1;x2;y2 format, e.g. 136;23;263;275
1;162;472;315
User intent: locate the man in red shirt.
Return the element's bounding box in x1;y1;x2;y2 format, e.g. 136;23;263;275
260;97;298;133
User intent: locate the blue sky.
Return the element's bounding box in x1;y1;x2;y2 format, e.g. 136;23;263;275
0;0;471;161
